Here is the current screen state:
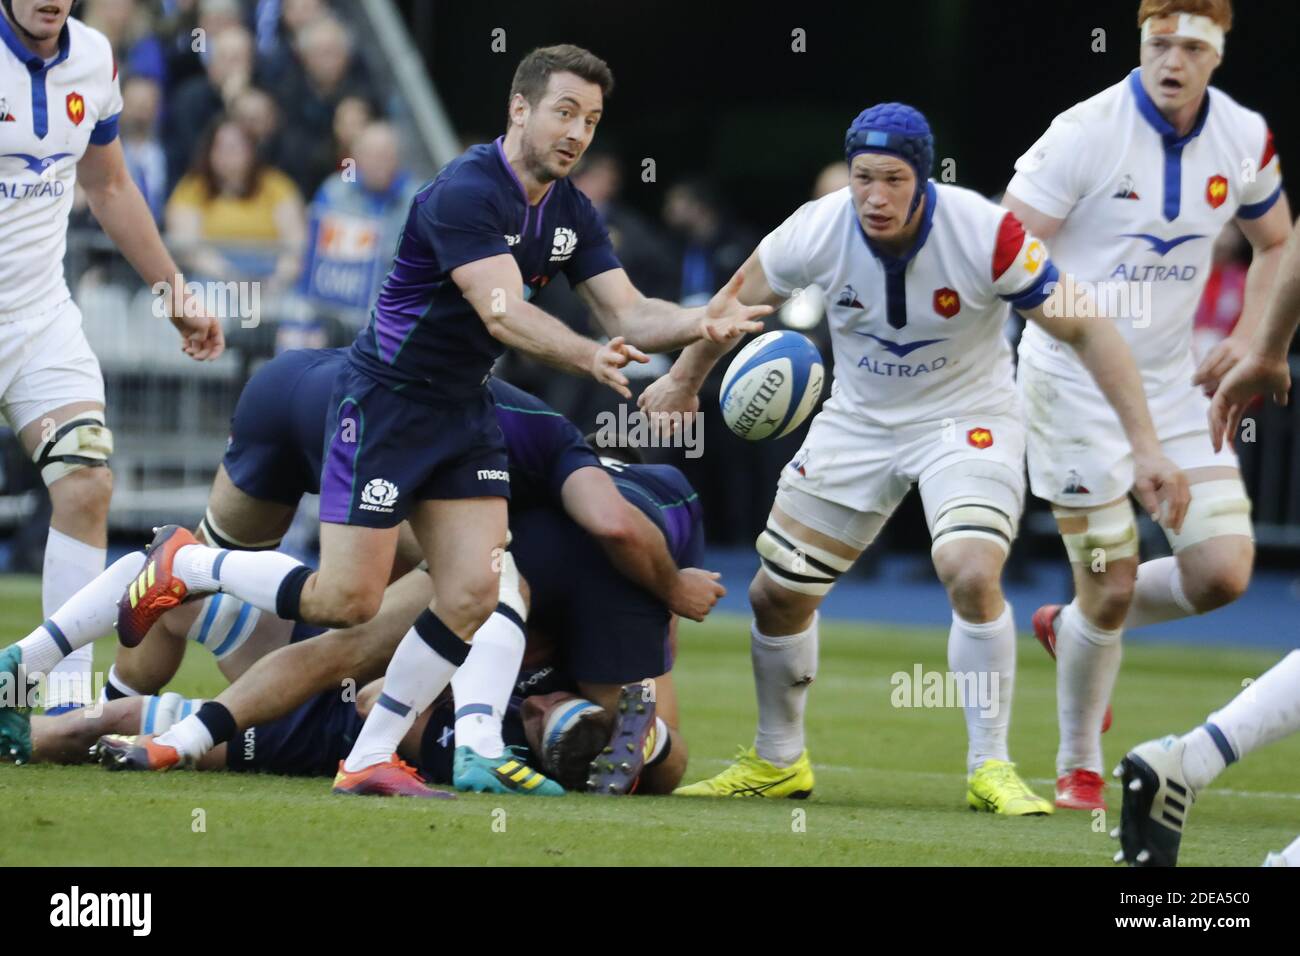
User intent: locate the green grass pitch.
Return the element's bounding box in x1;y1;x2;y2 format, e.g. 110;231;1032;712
1;574;1296;866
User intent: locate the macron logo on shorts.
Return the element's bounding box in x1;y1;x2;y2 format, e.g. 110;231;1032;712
359;478;399;513
476;469;509;482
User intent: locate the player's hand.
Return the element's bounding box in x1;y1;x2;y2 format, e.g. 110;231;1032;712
165;284;225;361
637;372;701;439
1191;334;1250;396
1132;453;1190;535
1207;350;1291;451
592;336;649;399
669;568;726;621
699;270;770;344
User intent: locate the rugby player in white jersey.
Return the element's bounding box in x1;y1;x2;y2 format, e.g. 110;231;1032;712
0;0;222;709
1001;0;1291;810
642;103;1188;813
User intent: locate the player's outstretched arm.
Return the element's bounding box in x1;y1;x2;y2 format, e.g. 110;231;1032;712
639;255;784;425
453;254;648;398
1194;194;1294;394
1024;286;1189;532
1209;216;1300;451
575;268;769;353
559;466;724;621
77;139;224;360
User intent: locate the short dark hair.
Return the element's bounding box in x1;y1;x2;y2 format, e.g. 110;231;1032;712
509;44;614;112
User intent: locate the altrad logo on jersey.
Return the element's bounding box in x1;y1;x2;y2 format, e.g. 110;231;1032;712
854;330;948;378
0;151;73;198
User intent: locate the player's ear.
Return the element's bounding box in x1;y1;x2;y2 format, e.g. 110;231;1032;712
508;93;530;128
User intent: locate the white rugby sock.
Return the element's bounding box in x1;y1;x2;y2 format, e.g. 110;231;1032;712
1178;650;1300;793
1268;834;1300;867
344;610;466;772
155;713;213;760
174;545;310;618
948;603;1015;774
451;608;526;760
752;613;818;768
1124;556;1197;630
16;552;146;677
1055;601;1123;776
41;528;107;707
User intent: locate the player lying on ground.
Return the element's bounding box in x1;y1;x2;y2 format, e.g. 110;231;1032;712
1002;0;1291;811
28;578;685;795
0;0;222;711
109;44;764;796
1111;213;1300;866
642;102;1188;814
1;351;703;792
92;439;701;796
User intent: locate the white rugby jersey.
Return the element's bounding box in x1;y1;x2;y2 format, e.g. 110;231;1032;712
1008;69;1283;392
757;181;1055;429
0;15;122;317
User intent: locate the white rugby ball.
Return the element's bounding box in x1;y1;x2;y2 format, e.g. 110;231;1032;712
719;330;825;441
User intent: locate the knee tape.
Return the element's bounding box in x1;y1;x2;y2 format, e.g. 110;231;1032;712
1165;478;1253;552
929;497;1016;558
1054;499;1139;563
33;412;113;485
197;508;283;550
756;520;853;596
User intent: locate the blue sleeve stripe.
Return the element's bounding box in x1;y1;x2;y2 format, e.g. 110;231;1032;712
1237;183;1283;220
143;695;159;734
1000;261;1059;310
89;111;120;145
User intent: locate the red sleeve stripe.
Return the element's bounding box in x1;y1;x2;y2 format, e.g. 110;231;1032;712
112;57;118;80
1261;129;1276;168
992;211;1026;281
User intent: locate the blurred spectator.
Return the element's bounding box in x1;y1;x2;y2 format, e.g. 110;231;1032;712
166;116;306;290
120;76;169;224
332;94;380;173
1193;222;1249;363
301;121;418;325
254;0;328;87
229;85;291;170
275;16;376;195
573;151;677;302
82;0;167;85
663;179;754;304
160;0;249;92
165;24;258;187
813;160;850;198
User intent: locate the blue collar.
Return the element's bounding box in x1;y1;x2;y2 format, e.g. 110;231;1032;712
856;180;938;272
1128;68;1209;147
0;10;70;72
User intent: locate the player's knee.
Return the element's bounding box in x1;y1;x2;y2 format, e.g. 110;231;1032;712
1187;562;1251;612
324;586;385;629
1088;570;1137;623
49;465;113;520
940;564;1003;621
439;574;499;633
749;572;813;633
